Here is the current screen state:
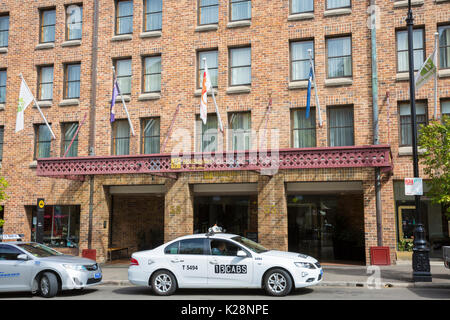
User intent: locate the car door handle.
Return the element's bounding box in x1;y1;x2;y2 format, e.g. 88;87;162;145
209;260;218;265
171;258;184;263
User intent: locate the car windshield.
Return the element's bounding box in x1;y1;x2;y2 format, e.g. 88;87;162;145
231;236;269;254
16;243;63;258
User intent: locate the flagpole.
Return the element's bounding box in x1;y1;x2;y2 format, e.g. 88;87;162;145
19;74;56;140
434;32;439;120
308;49;323;127
203;58;223;132
112;67;135;136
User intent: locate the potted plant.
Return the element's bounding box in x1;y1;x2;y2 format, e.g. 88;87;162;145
396;239;414;261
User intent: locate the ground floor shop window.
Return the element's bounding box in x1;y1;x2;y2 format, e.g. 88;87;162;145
194;195;258;238
287;194;365;263
30;205;80;248
394;181;450;259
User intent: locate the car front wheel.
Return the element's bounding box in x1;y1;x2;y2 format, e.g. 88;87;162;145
150;270;177;296
39;272;59;298
263;269;293;297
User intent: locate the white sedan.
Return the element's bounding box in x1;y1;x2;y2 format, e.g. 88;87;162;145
128;231;323;296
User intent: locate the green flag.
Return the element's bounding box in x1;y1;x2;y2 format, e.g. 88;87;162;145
415;48;437;90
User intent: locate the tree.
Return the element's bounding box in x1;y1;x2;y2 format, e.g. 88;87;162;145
419;116;450;218
0;176;7;229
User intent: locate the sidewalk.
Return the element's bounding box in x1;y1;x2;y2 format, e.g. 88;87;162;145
99;261;450;289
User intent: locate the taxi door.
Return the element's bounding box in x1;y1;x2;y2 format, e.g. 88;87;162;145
0;245;33;292
206;239;253;287
166;238;208;287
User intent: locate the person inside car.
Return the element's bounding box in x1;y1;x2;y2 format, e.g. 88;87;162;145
211;241;227;256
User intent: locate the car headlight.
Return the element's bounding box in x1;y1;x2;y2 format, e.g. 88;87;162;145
63;264;87;271
294;262;315;269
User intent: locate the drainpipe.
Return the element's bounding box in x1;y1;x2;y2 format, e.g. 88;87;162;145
88;0;100;249
370;0;383;247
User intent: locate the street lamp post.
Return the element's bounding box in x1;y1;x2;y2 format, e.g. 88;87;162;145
406;0;432;282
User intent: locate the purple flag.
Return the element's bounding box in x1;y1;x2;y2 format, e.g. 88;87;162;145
110;81;119;123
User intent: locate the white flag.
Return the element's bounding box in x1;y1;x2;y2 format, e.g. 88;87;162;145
15;78;35;132
415;48;437;90
200;61;212;125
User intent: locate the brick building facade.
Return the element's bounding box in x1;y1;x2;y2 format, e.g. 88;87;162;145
0;0;449;264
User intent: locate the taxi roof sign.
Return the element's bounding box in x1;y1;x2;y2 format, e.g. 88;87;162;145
0;234;25;241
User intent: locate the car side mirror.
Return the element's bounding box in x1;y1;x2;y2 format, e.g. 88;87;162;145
237;250;247;258
17;254;29;261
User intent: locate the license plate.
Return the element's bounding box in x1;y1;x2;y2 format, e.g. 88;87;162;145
94;273;101;279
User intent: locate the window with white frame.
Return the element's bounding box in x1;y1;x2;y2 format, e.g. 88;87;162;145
116;0;133;35
439;25;450;70
64;63;81;99
292;108;316;148
40;8;56;43
291;0;313;14
198;50;218;88
143;56;161;93
326;0;350;10
112;120;130;155
399;102;427;147
199;0;219;25
441;100;450;119
291;40;314;81
396;29;424;73
62;122;79;157
34;124;52;159
38;66;54;101
328;106;354;147
230;0;251;21
66;4;83;40
144;0;162;31
0;69;5;104
115;59;132;95
196;114;218;152
327;36;352;78
0;15;9;47
230;47;251;86
141;118;160;154
229;112;251;151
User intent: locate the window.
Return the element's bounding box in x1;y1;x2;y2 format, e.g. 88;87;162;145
229;112;251;151
30;205;80;248
399;102;427;146
0;245;23;260
439;25;450;70
198;50;218;88
144;0;162;32
327;36;352;78
291;0;313;14
40;8;56;43
62;122;79;157
64;63;81;99
199;0;219;25
0;15;9;47
292;108;316;148
291;40;314;81
396;29;424;72
164;241;180;254
210;239;240;256
230;47;251;86
66;4;83;40
196;114;218;152
143;56;161;93
0;69;5;103
38;66;54;101
0;126;4;161
116;0;133;35
327;0;351;10
230;0;251;21
328;106;354;147
141;118;160;154
115;59;132;95
179;239;206;255
112;120;130;155
34;124;52;159
442;100;450;118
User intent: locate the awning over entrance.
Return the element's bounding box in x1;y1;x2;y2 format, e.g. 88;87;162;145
35;145;393;181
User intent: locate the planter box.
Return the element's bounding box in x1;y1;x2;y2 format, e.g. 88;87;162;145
396;251;413;261
370;246;391;265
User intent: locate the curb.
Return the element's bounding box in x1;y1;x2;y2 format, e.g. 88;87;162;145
98;280;450;290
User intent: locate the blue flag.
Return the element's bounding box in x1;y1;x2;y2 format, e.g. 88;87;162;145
110;80;119;123
306;66;313;119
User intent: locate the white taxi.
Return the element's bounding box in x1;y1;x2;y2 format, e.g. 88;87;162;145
128;228;323;296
